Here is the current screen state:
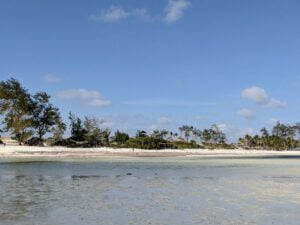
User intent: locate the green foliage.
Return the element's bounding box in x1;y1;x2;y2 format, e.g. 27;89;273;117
125;137;173;150
113;130;130;144
0;78;34;144
69;112;87;142
239;122;300;150
178;125;194;141
83;117;110;147
32;92;63;141
219;143;236;149
151;130;169;139
204;143;235;150
0;130;3;144
172;140;201;149
65;114;111;147
136;130;148;138
52;121;66;143
201;124;226;144
50;138;71;147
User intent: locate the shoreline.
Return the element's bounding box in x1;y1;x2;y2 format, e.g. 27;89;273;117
1;146;300;159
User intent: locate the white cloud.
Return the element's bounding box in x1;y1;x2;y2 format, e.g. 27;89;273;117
241;86;286;109
90;5;129;23
267;118;280;126
90;6;151;23
164;0;191;23
241;86;268;104
237;108;256;120
56;88;111;107
91;2;192;24
88;98;111;107
43;74;62;84
265;98;286;108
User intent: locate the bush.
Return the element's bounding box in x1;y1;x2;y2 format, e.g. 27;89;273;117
173;141;202;149
50;138;71;147
124;137;175;150
25;137;44;146
113;131;130;144
203;143;236;149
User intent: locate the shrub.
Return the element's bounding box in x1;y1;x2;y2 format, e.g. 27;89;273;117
124;137;175;150
173;141;202;149
113;131;130;144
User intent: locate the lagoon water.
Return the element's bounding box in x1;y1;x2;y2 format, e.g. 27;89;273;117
0;157;300;225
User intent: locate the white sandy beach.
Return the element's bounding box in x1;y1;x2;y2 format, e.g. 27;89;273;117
1;145;300;158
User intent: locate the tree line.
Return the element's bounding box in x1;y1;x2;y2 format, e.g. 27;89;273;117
0;78;230;149
1;78;299;150
239;123;300;150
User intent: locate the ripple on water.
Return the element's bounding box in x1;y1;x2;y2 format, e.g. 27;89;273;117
0;158;300;225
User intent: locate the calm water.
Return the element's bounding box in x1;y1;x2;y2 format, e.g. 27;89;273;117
0;156;300;225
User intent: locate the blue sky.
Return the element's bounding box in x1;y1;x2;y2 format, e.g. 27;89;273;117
1;0;300;140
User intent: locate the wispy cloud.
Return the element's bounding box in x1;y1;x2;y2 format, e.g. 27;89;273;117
237;108;256;120
90;6;150;23
43;74;62;84
241;86;286;109
56;88;111;107
90;5;129;23
265;98;286;108
91;1;191;24
164;0;191;23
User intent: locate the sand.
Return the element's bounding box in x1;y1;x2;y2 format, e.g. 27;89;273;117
0;145;300;158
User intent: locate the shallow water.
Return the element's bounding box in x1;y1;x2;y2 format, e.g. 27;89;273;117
0;157;300;225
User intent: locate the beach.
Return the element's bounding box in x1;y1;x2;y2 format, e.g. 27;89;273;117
1;146;300;159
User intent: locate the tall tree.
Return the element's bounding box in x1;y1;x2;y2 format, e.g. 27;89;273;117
151;130;169;139
69;112;87;141
113;130;130;144
32;92;63;141
83;117;104;147
260;127;269;137
192;128;202;143
0;78;34;144
178;125;193;141
52;121;66;142
202;129;212;144
210;124;226;144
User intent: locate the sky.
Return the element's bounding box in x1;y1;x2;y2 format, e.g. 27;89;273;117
1;0;300;141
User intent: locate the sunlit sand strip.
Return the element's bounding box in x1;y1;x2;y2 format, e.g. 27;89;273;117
1;146;300;158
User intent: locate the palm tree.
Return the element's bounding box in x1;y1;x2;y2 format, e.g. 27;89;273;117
192;128;202;143
178;125;193;142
